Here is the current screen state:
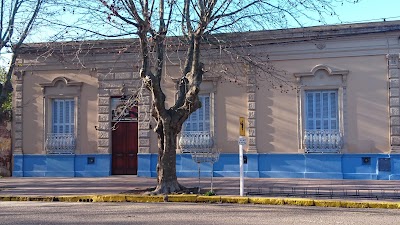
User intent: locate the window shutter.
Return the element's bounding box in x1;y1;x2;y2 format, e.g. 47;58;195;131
70;100;75;133
305;90;338;131
52;99;75;134
183;94;211;132
204;96;210;131
306;92;314;130
52;100;58;133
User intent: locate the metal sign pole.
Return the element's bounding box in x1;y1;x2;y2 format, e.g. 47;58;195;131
239;136;244;196
239;117;246;197
210;163;214;192
197;162;201;194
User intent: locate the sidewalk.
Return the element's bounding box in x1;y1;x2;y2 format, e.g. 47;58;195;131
1;176;400;200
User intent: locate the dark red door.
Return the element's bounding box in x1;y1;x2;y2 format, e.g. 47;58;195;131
112;122;138;175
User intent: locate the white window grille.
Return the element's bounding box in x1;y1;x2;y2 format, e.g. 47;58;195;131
46;99;76;154
304;90;342;153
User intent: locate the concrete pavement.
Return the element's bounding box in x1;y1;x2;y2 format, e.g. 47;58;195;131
1;176;400;197
2;176;400;208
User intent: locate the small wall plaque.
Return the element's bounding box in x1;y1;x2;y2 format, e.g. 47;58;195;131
378;158;391;172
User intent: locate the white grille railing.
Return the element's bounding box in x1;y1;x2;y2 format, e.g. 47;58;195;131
303;130;342;153
178;131;214;153
178;131;219;193
46;133;76;154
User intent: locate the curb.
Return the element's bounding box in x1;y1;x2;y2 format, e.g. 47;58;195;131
1;195;399;209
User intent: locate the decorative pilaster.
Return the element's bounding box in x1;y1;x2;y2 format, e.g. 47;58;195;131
138;90;151;153
387;54;400;152
97;70;111;154
246;65;257;153
97;95;111;153
13;71;24;154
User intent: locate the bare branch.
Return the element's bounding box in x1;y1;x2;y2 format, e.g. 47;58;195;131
211;0;260;21
1;0;20;48
100;0;140;27
0;0;4;46
13;0;43;49
42;18;138;38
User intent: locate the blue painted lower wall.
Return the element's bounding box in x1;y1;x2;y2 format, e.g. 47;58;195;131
12;154;111;177
13;153;400;180
139;153;400;180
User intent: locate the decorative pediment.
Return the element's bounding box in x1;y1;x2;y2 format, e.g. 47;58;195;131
294;64;349;86
39;77;83;88
39;77;83;95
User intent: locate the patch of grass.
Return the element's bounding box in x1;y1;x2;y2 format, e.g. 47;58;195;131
204;191;216;196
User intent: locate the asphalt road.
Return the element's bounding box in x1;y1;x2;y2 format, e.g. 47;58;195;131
1;202;400;225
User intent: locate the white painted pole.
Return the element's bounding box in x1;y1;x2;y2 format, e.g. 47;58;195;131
239;136;244;197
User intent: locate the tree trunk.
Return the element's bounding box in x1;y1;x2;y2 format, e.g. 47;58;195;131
152;118;185;194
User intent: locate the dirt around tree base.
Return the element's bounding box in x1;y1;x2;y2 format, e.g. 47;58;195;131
121;187;206;195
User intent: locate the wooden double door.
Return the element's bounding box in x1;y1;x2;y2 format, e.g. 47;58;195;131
111;122;138;175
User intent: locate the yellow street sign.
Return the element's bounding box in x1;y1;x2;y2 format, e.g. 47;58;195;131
239;117;245;136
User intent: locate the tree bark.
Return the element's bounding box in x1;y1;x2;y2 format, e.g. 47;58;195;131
150;34;204;194
152;115;185;194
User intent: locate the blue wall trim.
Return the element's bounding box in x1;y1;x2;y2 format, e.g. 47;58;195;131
12;154;111;177
138;153;400;180
75;154;111;177
14;153;400;180
12;154;24;177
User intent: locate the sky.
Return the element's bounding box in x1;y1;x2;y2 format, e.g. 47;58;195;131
1;0;400;68
324;0;400;25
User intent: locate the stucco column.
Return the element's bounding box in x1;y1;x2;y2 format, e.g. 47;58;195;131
97;71;112;154
246;65;257;153
138;90;151;153
387;54;400;152
13;71;24;154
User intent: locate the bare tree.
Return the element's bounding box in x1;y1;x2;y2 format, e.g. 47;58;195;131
0;0;44;114
48;0;358;194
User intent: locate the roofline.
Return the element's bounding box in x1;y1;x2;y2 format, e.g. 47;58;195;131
19;20;400;54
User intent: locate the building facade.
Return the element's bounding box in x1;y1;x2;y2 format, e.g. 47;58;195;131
12;21;400;180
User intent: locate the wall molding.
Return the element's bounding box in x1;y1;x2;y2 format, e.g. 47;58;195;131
387;54;400;153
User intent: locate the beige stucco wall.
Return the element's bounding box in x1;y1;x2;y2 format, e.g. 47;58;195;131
256;55;389;153
215;81;247;152
22;70;98;154
19;52;391;155
257;87;297;153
